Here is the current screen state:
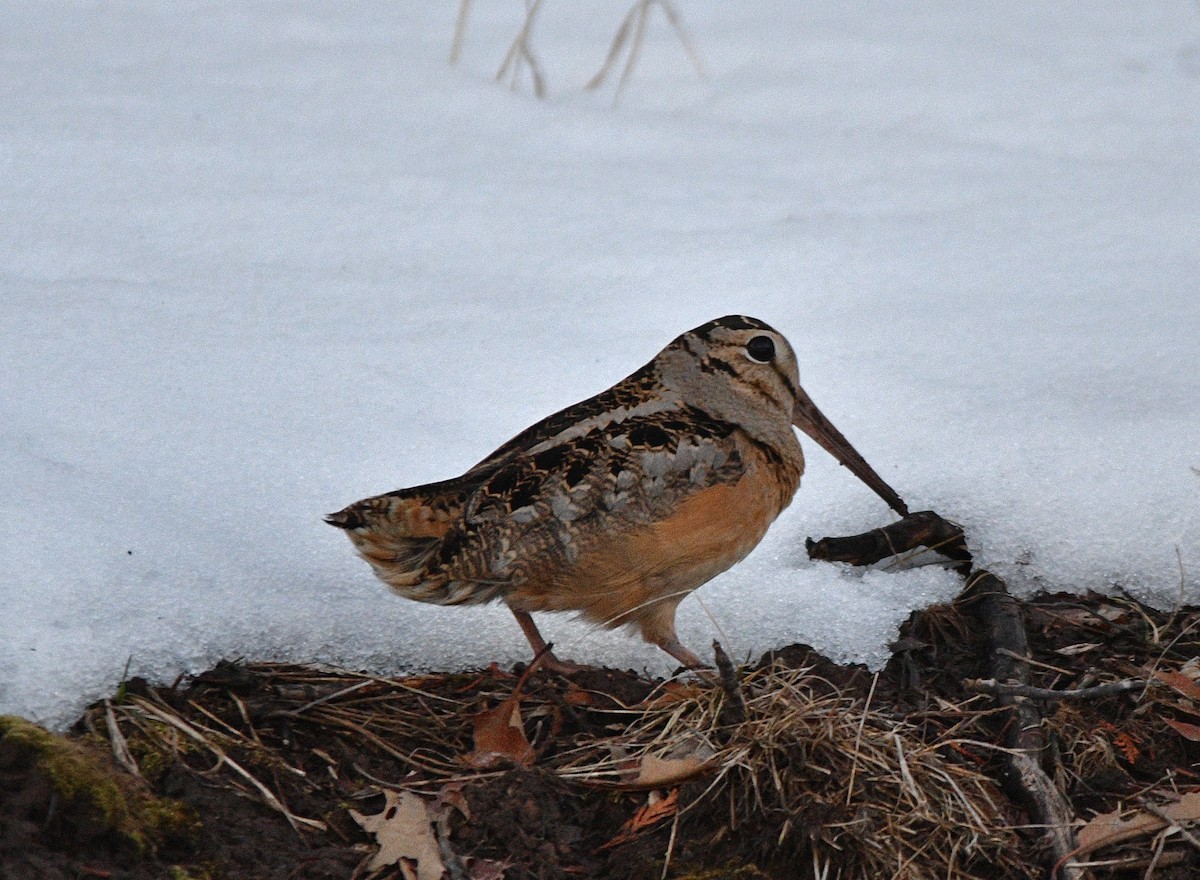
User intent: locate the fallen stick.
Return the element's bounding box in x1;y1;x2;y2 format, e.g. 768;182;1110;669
808;511;1088;879
964;678;1145;702
960;570;1086;880
805;510;972;574
712;640;746;726
1138;799;1200;854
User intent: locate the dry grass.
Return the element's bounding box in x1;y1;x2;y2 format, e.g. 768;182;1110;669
94;657;1031;879
557;660;1028;879
452;0;705;102
73;592;1200;878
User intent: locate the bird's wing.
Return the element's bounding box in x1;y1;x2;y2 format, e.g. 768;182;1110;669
463;362;672;478
435;407;747;584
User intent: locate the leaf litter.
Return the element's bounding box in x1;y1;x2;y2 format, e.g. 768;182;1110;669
2;589;1199;879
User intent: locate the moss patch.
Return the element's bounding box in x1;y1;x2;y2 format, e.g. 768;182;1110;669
0;714;199;857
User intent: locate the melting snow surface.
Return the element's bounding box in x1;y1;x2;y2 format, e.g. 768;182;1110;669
2;2;1198;726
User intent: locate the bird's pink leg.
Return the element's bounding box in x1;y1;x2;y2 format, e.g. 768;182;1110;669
637;598;711;673
657;637;705;670
510;609;584;674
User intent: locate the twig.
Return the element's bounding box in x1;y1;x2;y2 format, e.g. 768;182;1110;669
1072;851;1186;871
285;678;375;717
965;678;1146;702
450;0;472;64
1144;828;1169;880
660;805;681;880
612;0;649;101
230;693;263;747
845;671;879;807
806;510;972;575
495;0;546;98
995;647;1076;677
586;0;705;103
1162;545;1188;637
892;731;928;809
435;813;470;880
318;712;461;776
962;571;1084;880
1138;798;1200;853
655;0;706;79
587;1;640;92
130;698;327;834
103;699;140;777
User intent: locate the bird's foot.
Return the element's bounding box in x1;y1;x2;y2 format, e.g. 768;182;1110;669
656;638;719;682
536;650;587;676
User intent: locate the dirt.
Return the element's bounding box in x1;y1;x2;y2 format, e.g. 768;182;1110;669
2;588;1199;880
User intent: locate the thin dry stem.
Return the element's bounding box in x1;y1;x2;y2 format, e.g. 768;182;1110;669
587;0;705;103
127;697;326;834
495;0;546;98
450;0;472;64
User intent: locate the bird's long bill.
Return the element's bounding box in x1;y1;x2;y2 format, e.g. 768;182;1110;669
792;387;910;516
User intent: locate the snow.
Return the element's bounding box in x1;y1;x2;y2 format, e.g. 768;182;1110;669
2;1;1198;727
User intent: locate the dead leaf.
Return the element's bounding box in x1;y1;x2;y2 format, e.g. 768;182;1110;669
607;737;715;789
601;789;679;849
630;753;712;788
465;695;534;768
1165;717;1200;741
1076;791;1200;855
1170;702;1200;722
348;790;445;878
1149;668;1200;702
563;683;607;708
611;735;715;789
1095;604;1128;622
1055;643;1100;656
632;788;679;829
464;857;508;880
430;781;471;822
1048;608;1107;627
637;680;706;711
1112;732;1140;763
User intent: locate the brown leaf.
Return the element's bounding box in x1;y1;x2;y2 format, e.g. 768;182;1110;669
630;753;711;788
348;790;445;878
563;683;606;707
1165;717;1200;741
1112;732;1140;763
1077;791;1200;855
631;788;679;830
1172;703;1200;722
465;695;534;768
465;857;508;880
1048;608;1108;627
637;680;705;710
430;781;471;822
1149;668;1200;702
607;736;716;789
601;789;679;849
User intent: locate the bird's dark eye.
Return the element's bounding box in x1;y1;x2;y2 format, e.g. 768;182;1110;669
745;335;775;363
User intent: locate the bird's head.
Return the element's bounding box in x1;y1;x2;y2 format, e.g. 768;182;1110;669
658;315;909;516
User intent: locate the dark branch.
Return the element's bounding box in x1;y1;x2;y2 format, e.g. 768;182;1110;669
712;641;746;726
964;678;1145;702
806;511;972;574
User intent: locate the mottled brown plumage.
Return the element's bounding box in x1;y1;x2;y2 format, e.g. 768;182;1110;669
327;315;907;670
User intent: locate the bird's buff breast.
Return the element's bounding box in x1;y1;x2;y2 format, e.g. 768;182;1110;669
507;454;797;630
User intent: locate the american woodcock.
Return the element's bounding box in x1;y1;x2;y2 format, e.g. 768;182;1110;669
327;315;908;671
